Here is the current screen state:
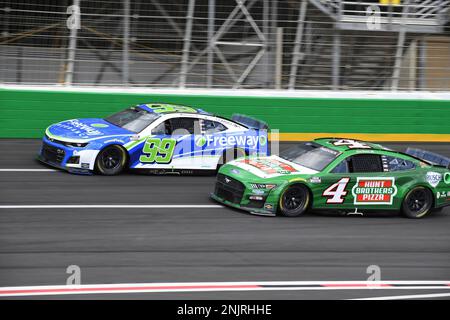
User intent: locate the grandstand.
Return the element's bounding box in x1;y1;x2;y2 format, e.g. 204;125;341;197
1;0;449;90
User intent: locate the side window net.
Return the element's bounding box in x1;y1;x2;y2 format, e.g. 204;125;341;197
349;154;383;173
169;118;201;135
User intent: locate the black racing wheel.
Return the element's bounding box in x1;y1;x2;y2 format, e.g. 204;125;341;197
279;184;310;217
401;186;433;219
95;145;127;175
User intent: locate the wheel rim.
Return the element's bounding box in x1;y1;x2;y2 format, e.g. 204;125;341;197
101;148;121;170
406;189;430;213
282;187;306;211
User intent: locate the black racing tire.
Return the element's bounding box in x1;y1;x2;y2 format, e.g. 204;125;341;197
401;186;433;219
279;184;311;217
95;145;127;175
216;148;246;171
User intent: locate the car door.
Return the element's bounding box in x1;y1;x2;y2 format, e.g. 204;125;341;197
315;153;399;210
138;116;202;169
199;118;229;169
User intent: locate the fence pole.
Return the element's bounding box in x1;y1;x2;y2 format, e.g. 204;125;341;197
179;0;196;88
65;0;80;85
207;0;215;88
122;0;130;86
275;27;283;89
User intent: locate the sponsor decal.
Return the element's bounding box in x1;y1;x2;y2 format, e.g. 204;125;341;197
205;135;259;147
67;120;103;136
426;172;442;188
195;136;207;147
104;139;125;144
309;177;322;184
259;135;267;146
445;173;450;185
264;204;274;210
91;123;109;128
251;189;266;195
351;177;398;205
231;168;241;174
239;158;297;175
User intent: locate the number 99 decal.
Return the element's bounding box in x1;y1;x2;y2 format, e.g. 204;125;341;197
139;137;176;164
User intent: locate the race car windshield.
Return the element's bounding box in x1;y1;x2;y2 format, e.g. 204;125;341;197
279;142;340;171
104;107;160;133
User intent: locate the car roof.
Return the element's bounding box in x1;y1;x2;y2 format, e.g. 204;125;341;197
313;137;391;153
136;103;211;115
313;137;434;164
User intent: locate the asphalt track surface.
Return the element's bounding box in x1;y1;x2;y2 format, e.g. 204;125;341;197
0;139;449;300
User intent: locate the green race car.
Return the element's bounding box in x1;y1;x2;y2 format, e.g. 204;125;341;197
211;138;450;218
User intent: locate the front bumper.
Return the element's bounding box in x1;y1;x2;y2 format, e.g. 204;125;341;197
37;137;96;175
37;154;92;175
210;193;276;216
210;173;278;216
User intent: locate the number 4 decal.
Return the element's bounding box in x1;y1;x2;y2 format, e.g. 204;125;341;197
323;178;350;204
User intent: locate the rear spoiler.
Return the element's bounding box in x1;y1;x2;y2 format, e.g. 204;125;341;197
231;114;269;130
405;148;450;168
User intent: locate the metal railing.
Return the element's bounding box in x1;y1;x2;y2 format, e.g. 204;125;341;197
0;0;449;90
313;0;450;24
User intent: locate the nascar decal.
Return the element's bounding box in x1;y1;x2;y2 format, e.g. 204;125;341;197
238;158;297;175
426;172;442;188
351;177;398;205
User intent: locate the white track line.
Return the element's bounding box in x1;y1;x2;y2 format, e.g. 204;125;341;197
0;281;449;297
0;169;57;172
351;293;450;300
0;205;223;209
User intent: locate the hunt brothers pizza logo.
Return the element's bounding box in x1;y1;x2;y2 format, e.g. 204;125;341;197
352;177;398;205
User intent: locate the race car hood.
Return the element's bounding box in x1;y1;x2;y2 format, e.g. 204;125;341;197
46;118;133;141
224;155;319;180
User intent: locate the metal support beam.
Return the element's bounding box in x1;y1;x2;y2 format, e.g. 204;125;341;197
122;0;130;86
150;0;200;52
207;0;215;87
65;0;80;85
289;0;308;90
418;37;427;90
391;0;411;91
262;0;270;87
171;0;259;84
179;0;196;88
332;30;341;90
409;39;417;91
275;27;283;90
